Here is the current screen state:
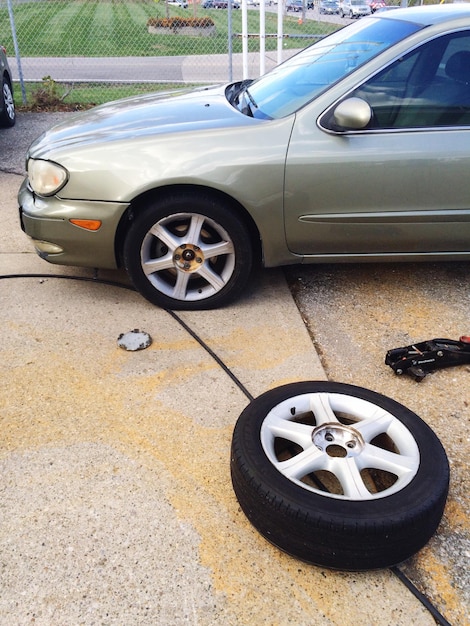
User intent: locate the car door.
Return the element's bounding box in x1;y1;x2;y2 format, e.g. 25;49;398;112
284;29;470;258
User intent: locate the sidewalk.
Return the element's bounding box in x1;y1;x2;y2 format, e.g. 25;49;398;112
0;114;448;624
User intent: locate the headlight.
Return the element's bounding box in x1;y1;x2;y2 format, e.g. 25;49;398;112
27;159;68;196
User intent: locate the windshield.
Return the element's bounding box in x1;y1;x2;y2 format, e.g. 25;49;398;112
235;17;422;119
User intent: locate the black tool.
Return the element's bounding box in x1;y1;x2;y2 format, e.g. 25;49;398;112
385;336;470;381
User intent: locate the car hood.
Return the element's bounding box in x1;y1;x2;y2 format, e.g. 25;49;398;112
28;84;256;159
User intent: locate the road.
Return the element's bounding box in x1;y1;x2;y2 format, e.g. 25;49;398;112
8;52;289;84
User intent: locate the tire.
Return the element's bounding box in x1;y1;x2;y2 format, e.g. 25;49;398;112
0;74;15;127
123;192;253;310
230;381;449;570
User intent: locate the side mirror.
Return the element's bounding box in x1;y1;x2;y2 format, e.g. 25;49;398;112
332;97;372;130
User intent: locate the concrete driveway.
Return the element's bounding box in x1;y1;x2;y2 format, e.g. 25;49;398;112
0;113;467;625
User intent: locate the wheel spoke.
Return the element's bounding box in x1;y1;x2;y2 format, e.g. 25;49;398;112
197;262;227;291
186;214;205;245
309;393;340;426
171;270;191;300
142;252;174;276
353;410;395;442
331;458;372;499
360;443;419;477
278;445;326;480
201;239;234;260
149;222;180;252
264;414;316;449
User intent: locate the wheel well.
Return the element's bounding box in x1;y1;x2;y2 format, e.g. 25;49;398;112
114;184;263;268
2;70;12;88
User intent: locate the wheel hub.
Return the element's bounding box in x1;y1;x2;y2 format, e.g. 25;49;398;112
173;243;204;272
312;422;365;458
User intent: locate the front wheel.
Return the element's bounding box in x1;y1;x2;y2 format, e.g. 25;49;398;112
123;193;253;310
231;381;449;570
0;75;15;127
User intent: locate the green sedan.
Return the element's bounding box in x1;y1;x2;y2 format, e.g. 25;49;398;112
19;5;470;309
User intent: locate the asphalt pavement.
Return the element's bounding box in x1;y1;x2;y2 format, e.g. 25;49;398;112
0;112;468;625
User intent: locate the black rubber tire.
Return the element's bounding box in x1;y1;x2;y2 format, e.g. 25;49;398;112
123;192;253;310
0;75;16;127
230;381;449;571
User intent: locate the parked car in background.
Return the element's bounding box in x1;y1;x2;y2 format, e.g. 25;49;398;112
0;44;15;128
369;0;386;12
168;0;189;6
18;6;470;310
339;0;371;17
286;0;304;11
319;0;340;14
204;0;240;7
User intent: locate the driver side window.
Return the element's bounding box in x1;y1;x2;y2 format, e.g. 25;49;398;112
352;30;470;129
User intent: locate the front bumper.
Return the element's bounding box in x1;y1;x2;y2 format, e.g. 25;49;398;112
18;178;129;269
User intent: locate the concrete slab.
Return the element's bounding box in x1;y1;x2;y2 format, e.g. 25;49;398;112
0;165;447;623
287;263;470;626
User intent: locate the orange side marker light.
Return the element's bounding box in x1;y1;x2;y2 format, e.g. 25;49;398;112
69;219;102;231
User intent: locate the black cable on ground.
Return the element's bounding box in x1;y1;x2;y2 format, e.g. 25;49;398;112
0;273;137;291
165;309;255;402
0;272;454;625
390;566;452;626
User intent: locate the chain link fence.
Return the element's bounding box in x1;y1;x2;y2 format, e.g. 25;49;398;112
1;0;344;106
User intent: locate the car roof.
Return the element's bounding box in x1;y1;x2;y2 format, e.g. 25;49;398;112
375;3;470;26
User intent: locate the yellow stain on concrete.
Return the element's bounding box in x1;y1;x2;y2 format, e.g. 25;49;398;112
412;545;469;626
199;325;314;370
0;312;442;625
101;401;434;626
444;497;469;530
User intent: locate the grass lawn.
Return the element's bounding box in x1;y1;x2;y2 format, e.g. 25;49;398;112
4;0;338;107
1;0;338;57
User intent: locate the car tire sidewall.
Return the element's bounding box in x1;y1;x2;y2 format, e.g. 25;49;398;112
231;381;450;570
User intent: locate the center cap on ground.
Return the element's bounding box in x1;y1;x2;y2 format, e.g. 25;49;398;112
174;244;204;272
312;422;364;458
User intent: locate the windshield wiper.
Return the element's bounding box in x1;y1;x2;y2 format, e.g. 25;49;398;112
245;88;258;111
238;86;259;118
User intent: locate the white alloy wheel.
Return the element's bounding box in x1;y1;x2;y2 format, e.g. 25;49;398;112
0;76;15;127
231;381;449;570
124;194;253;310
